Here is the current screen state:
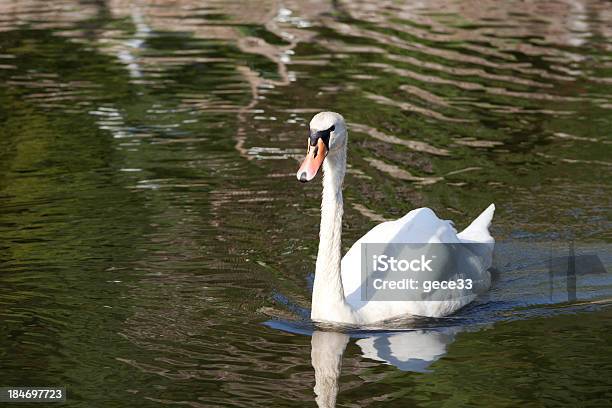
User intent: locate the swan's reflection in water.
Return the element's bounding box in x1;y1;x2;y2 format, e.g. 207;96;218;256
310;327;461;407
266;242;612;406
311;331;348;408
267;319;464;407
354;327;461;372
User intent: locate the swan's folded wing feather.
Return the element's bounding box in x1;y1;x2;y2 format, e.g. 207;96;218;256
341;207;461;299
457;203;495;244
340;206;495;319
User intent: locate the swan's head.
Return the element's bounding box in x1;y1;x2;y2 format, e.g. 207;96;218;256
297;111;347;182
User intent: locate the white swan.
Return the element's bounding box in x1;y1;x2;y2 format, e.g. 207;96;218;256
297;112;495;325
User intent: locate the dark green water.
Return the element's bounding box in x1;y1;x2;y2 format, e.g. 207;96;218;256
1;1;611;406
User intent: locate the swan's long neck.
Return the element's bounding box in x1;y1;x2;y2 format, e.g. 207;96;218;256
311;144;352;322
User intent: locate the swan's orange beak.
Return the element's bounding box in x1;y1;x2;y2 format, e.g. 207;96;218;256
297;138;327;182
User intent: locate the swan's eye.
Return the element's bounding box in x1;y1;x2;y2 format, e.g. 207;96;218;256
309;125;335;149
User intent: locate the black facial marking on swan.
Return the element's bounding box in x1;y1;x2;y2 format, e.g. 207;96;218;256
309;125;335;150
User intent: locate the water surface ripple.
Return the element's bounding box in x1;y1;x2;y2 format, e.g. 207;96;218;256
1;0;611;406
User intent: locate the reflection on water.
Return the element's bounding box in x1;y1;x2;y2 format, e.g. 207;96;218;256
310;328;460;407
274;240;612;406
311;331;348;408
354;329;457;372
1;0;611;406
269;240;611;407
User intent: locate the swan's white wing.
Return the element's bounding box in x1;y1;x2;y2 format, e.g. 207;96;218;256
341;207;460;297
340;206;495;320
457;203;495;245
456;203;496;270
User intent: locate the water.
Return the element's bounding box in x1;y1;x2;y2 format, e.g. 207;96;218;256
1;0;611;406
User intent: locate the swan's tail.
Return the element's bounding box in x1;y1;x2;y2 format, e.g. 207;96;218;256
457;203;495;244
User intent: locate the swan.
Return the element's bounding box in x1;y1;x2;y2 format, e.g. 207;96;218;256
296;112;495;325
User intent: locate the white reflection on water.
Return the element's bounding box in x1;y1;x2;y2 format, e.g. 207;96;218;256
266;241;612;406
309;327;463;407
